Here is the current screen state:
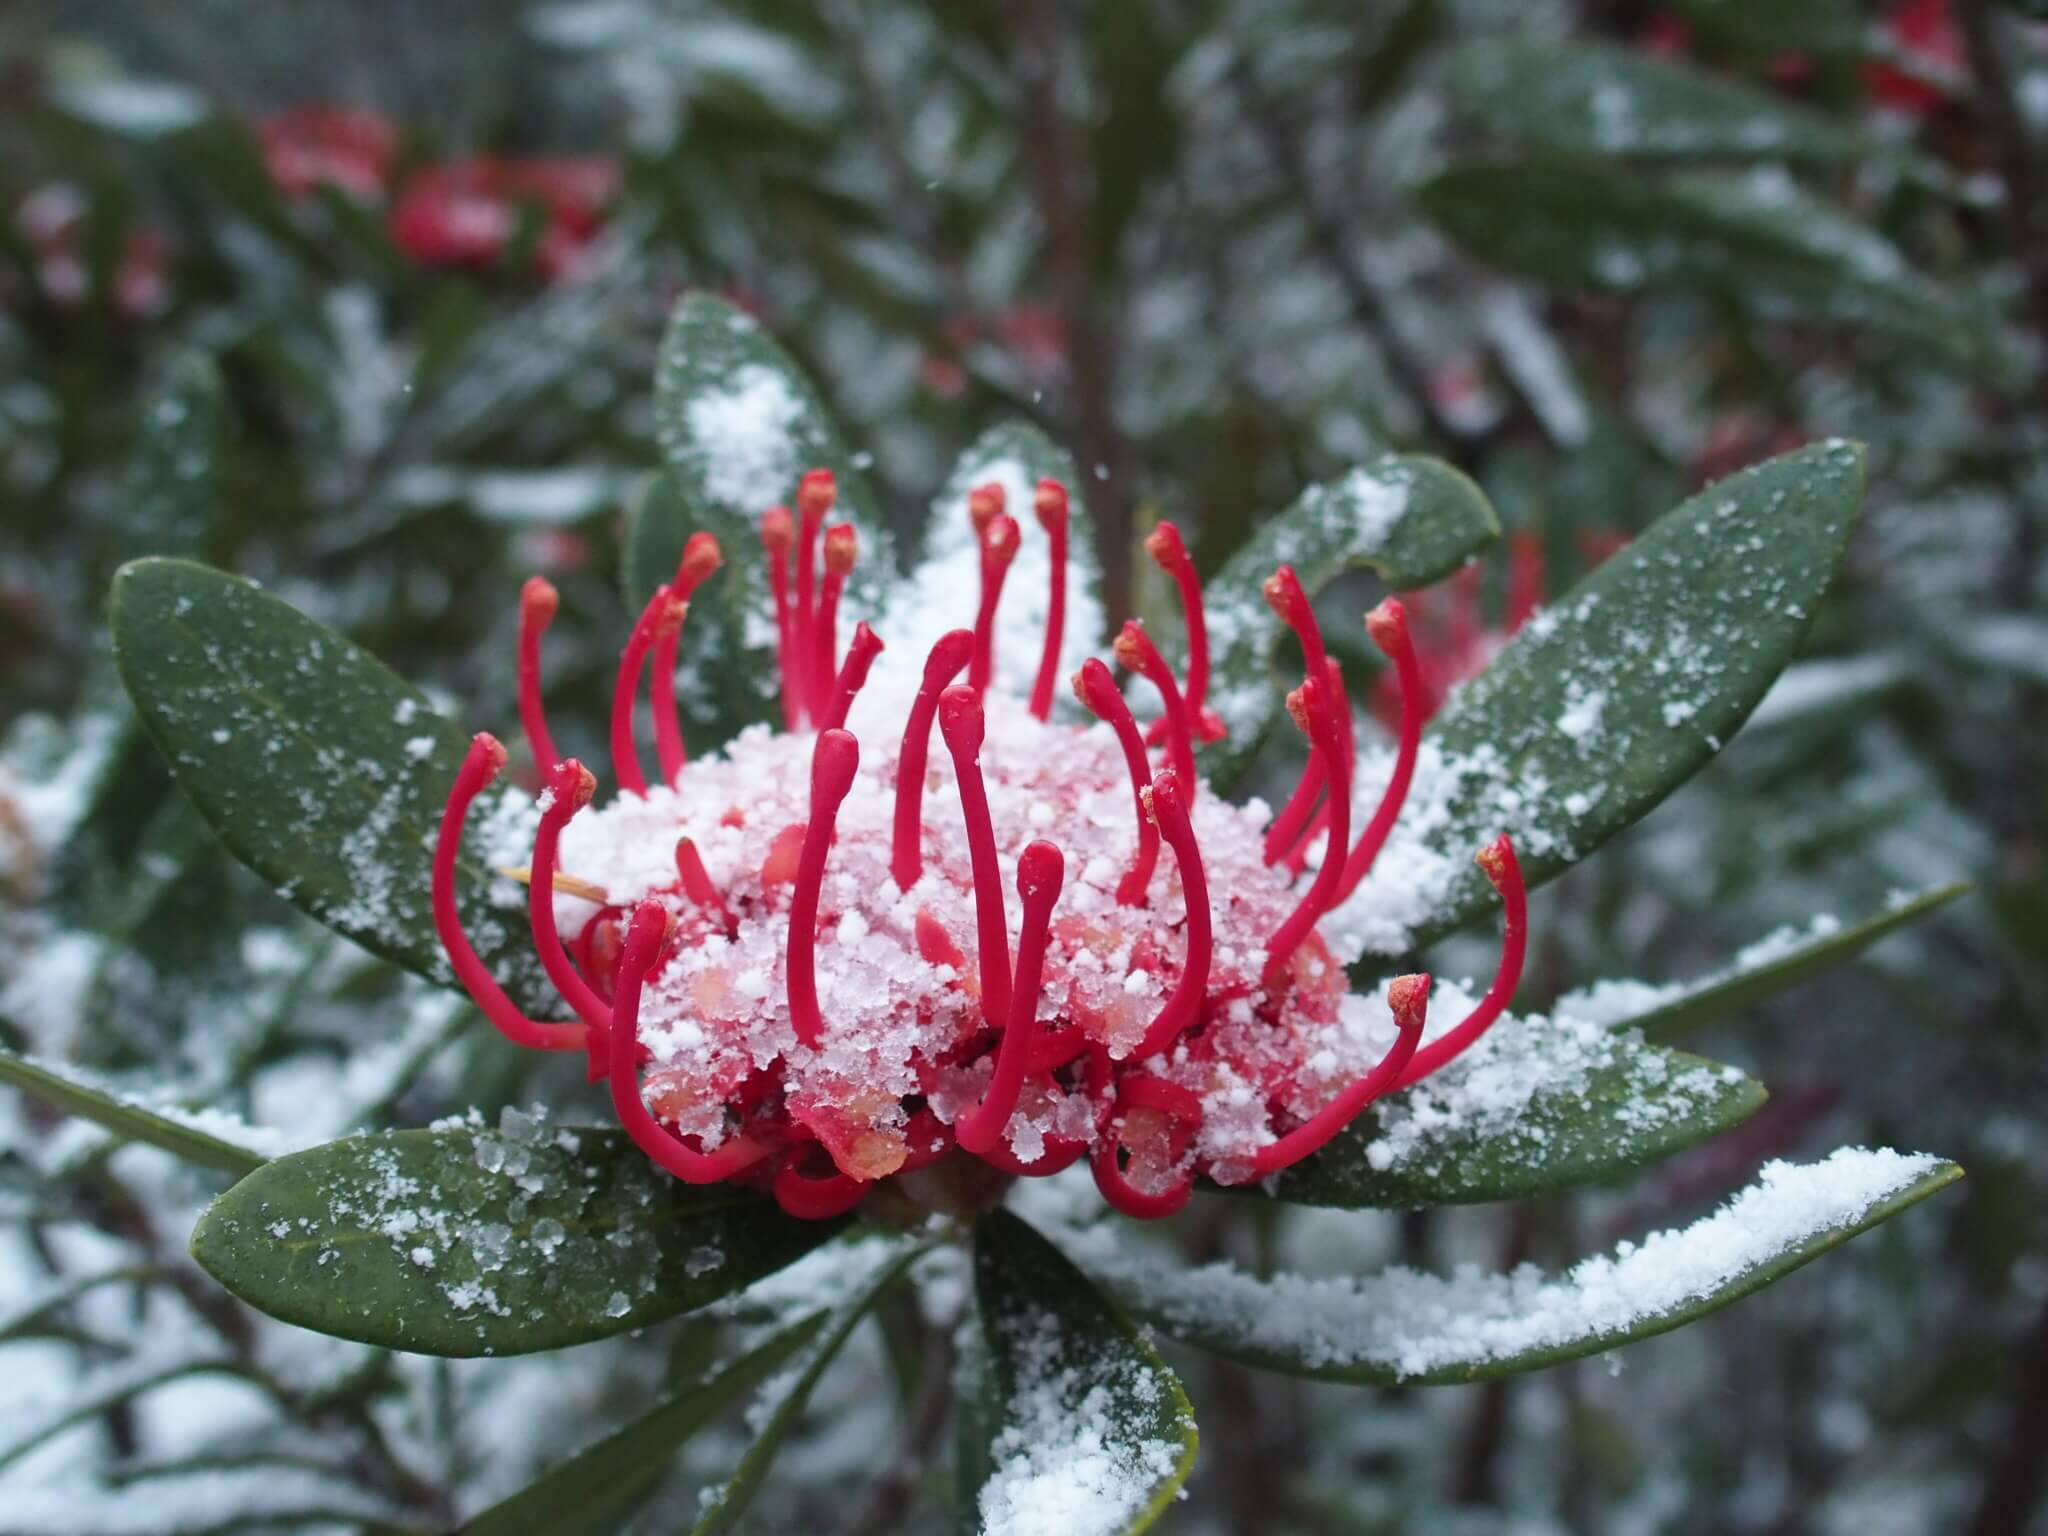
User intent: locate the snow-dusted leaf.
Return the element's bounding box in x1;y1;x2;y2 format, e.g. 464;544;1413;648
1393;441;1866;943
964;1210;1197;1536
0;1046;271;1176
109;558;555;1015
690;1238;928;1536
465;1314;825;1536
1224;1010;1766;1209
1201;457;1501;788
1094;1150;1961;1385
1443;39;1957;193
631;292;890;734
0;1352;252;1474
190;1124;843;1357
0;1266;155;1344
1416;161;1985;367
887;422;1106;710
1564;883;1971;1044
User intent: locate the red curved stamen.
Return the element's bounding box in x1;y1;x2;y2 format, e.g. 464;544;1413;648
787;729;861;1050
1283;657;1355;875
1113;621;1197;795
674;836;733;933
1263;753;1325;868
938;685;1011;1033
610;900;766;1183
530;759;615;1032
431;734;588;1054
516;578;560;776
812;522;857;721
898;1108;953;1174
1391;836;1527;1090
772;1145;870;1220
1129;771;1211;1061
794;470;835;726
1339;599;1424;900
651;532;722;787
1087;1053;1198;1220
1027;479;1070;722
821;620;885;732
970;513;1021;694
979;1130;1089;1178
1244;972;1429;1175
1262;564;1328;695
968;481;1004;536
956;839;1064;1156
1263;674;1353;987
1072;659;1160;906
762;506;799;731
891;629;974;891
610;586;687;798
1143;521;1222;746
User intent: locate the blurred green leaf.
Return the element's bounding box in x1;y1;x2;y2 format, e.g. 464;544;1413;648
0;1045;267;1176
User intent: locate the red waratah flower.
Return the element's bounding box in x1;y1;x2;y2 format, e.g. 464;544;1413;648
15;184;170;319
1867;0;1965;114
432;470;1527;1222
256;106;399;202
388;155;620;281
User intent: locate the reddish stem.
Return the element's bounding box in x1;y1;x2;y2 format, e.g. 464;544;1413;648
956;840;1064;1156
1263;674;1353;988
812;522;857;721
1143;521;1221;745
1073;659;1161;905
970;513;1021;693
610;900;766;1183
516;578;560;775
1129;770;1211;1061
762;506;799;731
651;532;722;787
610;585;686;797
938;685;1012;1034
1114;621;1197;793
1390;836;1526;1090
1263;754;1325;868
529;759;614;1032
891;629;974;891
794;470;835;725
1027;479;1070;722
821;620;885;732
1244;973;1429;1176
772;1144;871;1220
1339;599;1424;901
786;729;861;1050
431;734;588;1054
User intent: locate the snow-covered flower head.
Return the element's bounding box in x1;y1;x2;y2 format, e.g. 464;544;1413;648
432;466;1524;1221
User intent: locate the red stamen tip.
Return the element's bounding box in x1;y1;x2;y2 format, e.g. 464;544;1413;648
968;482;1006;533
938;683;985;754
761;505;794;551
1475;833;1519;890
677;532;722;589
812;727;861;803
1017;838;1064;896
1365;596;1410;655
1145;520;1190;574
520;577;559;627
983;512;1021;567
823;522;857;575
1387;972;1432;1033
926;628;976;685
1111;620;1152;674
653;595;688;639
822;621;885;732
798;469;836;520
548;757;598;813
471;731;509;781
1261;568;1293;621
1033;478;1069;532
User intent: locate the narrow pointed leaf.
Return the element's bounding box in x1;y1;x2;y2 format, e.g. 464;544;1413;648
965;1210;1197;1536
1226;1025;1766;1209
887;422;1105;709
123;350;229;560
109;557;554;1015
0;1046;271;1176
464;1316;825;1536
1202;457;1501;788
1091;1150;1960;1385
190;1126;844;1357
691;1238;927;1535
1416;161;1985;367
1388;442;1866;945
632;293;889;738
1569;882;1971;1043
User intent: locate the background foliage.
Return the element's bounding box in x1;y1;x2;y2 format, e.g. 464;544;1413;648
0;0;2043;1531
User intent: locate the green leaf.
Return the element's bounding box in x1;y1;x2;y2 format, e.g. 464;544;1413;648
887;421;1106;709
1226;1029;1766;1209
0;1266;158;1345
963;1210;1197;1536
0;1358;255;1474
692;1238;928;1535
1092;1151;1961;1385
464;1316;825;1536
122;351;229;561
0;1046;269;1176
1415;160;1985;367
1201;456;1501;789
634;292;891;737
1582;882;1971;1044
108;557;555;1015
189;1125;844;1357
1408;441;1866;941
1442;39;1957;194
